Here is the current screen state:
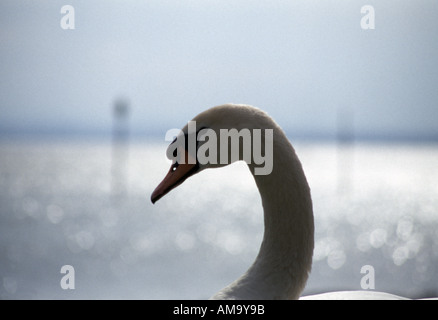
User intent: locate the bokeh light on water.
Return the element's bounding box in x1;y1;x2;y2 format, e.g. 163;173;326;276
0;139;437;299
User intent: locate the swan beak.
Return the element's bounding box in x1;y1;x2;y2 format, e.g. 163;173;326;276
151;150;197;204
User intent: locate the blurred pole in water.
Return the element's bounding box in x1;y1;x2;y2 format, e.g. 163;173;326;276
111;97;130;202
336;107;355;196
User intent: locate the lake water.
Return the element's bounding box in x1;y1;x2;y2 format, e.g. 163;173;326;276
1;137;437;299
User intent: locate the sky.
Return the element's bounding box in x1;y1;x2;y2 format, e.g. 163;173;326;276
1;0;438;140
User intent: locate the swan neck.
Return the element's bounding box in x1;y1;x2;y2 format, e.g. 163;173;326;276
251;140;314;299
212;130;314;300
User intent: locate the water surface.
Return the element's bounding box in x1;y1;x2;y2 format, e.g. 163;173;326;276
0;138;437;299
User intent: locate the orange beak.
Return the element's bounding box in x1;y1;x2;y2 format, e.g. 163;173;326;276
151;149;197;204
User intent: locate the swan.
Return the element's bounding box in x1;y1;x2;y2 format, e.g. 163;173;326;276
150;104;427;300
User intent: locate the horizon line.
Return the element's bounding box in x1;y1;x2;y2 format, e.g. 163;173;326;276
1;127;438;144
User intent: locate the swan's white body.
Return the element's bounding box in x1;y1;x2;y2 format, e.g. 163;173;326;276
300;291;410;300
151;104;432;300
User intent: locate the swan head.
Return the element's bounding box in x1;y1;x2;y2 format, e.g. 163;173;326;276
151;104;275;203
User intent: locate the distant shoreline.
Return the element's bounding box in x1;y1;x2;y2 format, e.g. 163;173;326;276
1;129;437;145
